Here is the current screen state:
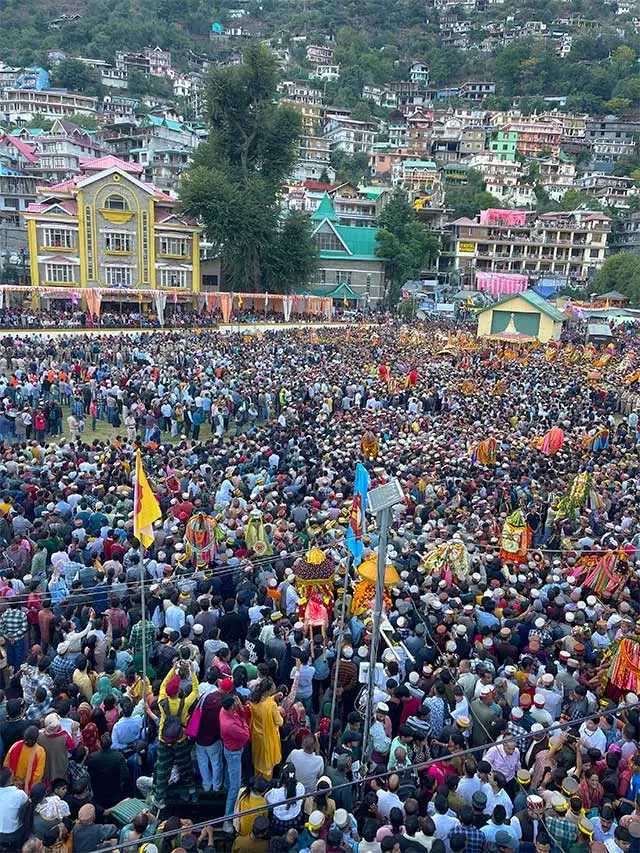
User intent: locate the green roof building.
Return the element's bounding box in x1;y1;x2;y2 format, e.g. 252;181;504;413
308;193;386;305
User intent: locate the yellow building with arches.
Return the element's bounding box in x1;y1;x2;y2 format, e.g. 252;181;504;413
23;154;201;303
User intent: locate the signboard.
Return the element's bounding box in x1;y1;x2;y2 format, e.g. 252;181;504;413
459;242;476;253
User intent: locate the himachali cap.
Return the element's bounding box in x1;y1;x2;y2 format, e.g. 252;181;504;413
577;818;595;839
562;777;579;797
516;770;532;786
550;793;569;812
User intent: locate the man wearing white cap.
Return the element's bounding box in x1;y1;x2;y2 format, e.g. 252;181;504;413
536;673;562;720
470;684;501;748
530;694;553;727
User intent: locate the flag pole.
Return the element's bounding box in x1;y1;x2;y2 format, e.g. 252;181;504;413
133;457;149;733
134;448;161;734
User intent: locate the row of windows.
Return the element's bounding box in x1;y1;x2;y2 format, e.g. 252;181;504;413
44;264;188;288
42;229;191;256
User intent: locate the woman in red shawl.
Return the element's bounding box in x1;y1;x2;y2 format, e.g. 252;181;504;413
78;703;100;753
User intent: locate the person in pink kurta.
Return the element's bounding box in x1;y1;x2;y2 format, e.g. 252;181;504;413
304;592;329;643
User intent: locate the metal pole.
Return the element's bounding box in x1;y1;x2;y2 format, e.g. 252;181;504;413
140;551;149;718
361;505;390;772
329;555;351;752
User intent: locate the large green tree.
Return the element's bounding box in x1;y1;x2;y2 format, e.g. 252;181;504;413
594;253;640;304
375;189;440;307
180;44;316;291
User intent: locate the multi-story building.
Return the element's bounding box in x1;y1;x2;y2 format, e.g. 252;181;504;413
8;120;105;185
115;47;172;78
369;146;408;182
459;80;496;101
608;210;640;254
306;44;334;65
585;114;640;164
466;152;523;183
489;129;517;161
362;84;386;106
459;127;485;157
293;135;334;182
483;176;536;207
383;81;433;113
500;117;563;158
309;192;385;303
281;100;323;136
278;80;324;105
392;159;442;206
405;108;434;154
0;63;21;89
310;65;340;82
101;113;200;192
0;166;39;224
173;73;206;119
23;155;202;296
75;57;128;90
538;110;586;140
323;113;378;155
409;61;430;85
538;157;576;201
575;172;638;209
451;208;610;281
0;88;98;124
101;95;140;122
329;183;388;227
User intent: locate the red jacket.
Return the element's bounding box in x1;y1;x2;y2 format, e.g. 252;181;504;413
219;706;250;751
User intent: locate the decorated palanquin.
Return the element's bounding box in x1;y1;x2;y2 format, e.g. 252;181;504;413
499;509;531;565
352;556;399;616
421;541;471;586
294;548;335;621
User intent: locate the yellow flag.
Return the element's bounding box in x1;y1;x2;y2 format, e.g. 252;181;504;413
134;449;161;549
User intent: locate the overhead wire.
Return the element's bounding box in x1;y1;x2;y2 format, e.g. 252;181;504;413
95;696;640;853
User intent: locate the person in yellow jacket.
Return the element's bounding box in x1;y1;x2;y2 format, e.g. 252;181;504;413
153;660;199;806
248;677;283;780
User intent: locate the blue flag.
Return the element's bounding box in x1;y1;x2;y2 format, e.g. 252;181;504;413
346;463;370;567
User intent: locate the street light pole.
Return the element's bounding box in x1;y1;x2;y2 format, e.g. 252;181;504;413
361;478;403;772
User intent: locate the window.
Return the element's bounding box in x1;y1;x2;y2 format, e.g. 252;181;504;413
103;194;129;211
104;266;132;286
85;207;94;280
159;269;187;288
43;228;75;249
159;236;188;256
45;263;76;283
336;270;352;285
104;232;132;252
141;211;149;283
316;231;344;252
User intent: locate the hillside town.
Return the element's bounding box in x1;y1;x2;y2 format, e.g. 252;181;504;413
2;23;640;311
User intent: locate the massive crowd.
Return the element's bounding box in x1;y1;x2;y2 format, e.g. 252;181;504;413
0;306;361;330
0;320;638;853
